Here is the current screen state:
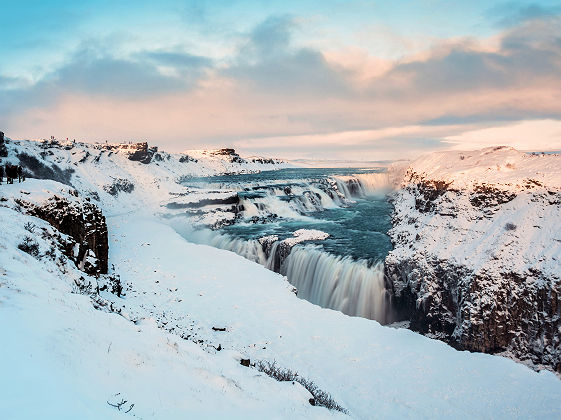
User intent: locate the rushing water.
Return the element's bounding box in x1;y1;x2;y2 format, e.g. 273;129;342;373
177;168;393;323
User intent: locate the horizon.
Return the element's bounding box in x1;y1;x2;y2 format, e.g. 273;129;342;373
2;1;561;160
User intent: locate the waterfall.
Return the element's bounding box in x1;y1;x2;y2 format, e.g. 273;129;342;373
175;225;389;324
236;183;343;220
174;169;392;324
332;172;391;197
178;227;268;265
281;247;387;323
333;178;353;198
352;173;391;195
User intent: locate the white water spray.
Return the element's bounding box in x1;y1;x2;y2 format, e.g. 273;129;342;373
332;172;391;197
281;247;387;322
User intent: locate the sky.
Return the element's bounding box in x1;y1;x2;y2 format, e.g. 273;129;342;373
1;0;561;160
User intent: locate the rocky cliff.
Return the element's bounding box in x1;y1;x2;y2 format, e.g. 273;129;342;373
14;188;109;275
385;147;561;373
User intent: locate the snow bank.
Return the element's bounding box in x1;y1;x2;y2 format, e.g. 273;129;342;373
284;229;330;246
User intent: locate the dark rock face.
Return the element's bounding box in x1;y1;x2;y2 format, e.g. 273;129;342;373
17;152;74;185
179;154;197;163
126;142;158;164
344;178;363;197
386;256;561;372
386;178;561;373
251;157;276;164
258;235;297;273
103;178;135;196
208;148;245;163
17;195;109;275
100;142;156;164
166;195;239;209
0;131;7;158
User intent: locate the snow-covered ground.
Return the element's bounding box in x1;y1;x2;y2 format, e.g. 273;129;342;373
402;146;561;189
389;146;561;279
1;139;287;217
1;140;561;418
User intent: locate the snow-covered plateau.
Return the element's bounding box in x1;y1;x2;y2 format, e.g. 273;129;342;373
1;138;560;419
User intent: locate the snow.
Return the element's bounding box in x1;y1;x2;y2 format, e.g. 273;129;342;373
1;140;561;418
1;139;287;217
283;229;330;246
404;146;561;190
389;146;561;280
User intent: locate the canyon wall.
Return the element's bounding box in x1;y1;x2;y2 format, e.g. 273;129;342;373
385;147;561;372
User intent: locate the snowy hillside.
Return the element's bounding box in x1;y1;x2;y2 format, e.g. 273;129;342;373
1;138;561;418
1;138;286;216
386;146;561;373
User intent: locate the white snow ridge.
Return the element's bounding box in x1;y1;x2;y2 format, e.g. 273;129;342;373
0;138;560;419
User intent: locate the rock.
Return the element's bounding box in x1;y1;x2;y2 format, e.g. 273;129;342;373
103;178;135;196
179;154;197;163
17;195;109;275
126;142;157;164
386;255;561;372
240;358;251;367
166;195;239;209
207;148;245;164
0;131;6;157
212;327;226;331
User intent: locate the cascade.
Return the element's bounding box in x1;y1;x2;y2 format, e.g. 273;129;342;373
332;172;391;197
181;228;389;324
176;169;392;324
281;247;387;322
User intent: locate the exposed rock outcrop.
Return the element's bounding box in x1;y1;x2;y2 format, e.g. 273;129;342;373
16;194;109;275
126;142;158;164
208;148;245;163
99;141;158;164
103;178;135;196
0;131;7;157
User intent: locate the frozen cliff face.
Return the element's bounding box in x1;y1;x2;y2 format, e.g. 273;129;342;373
4;180;109;276
385;146;561;373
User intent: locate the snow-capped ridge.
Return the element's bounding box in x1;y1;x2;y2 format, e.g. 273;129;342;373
405;146;561;190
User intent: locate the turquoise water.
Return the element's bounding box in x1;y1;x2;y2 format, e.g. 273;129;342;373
183;168;393;264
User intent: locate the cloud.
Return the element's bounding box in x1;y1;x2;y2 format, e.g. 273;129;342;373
225;16;352;97
486;2;561;28
231;125;464;160
141;51;212;69
54;55;186;98
248;15;295;56
0;75;24;90
367;17;561;98
3;14;561;159
0;46;214;117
